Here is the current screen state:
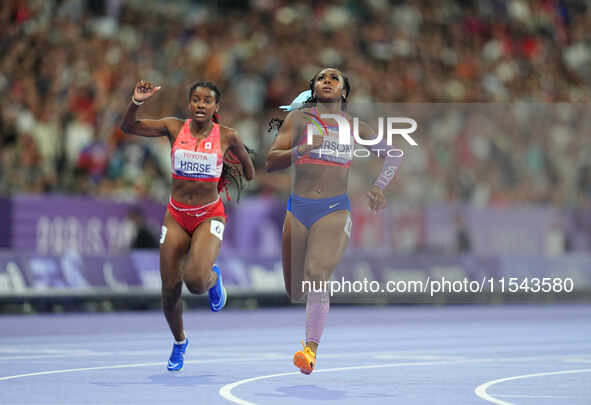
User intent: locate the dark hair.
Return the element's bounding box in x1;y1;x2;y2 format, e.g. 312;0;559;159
268;69;351;134
218;145;256;202
189;81;221;103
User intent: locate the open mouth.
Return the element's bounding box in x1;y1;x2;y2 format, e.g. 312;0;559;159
195;111;206;117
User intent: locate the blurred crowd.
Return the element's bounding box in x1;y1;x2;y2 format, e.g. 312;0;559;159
1;0;590;209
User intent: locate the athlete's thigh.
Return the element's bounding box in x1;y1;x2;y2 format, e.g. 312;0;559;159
160;210;191;288
282;211;308;300
304;210;351;279
185;216;226;277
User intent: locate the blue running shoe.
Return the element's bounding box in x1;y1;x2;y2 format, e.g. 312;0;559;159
208;265;227;312
167;338;188;372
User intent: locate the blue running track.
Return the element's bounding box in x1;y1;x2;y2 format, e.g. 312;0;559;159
1;304;590;404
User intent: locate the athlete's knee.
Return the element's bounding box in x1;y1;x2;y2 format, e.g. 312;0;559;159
184;277;209;295
183;268;211;295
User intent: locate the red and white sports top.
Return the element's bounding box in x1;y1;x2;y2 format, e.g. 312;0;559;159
295;107;354;168
171;120;224;182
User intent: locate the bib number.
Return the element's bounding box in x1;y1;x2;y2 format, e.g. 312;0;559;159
344;215;352;238
210;220;224;241
160;226;168;244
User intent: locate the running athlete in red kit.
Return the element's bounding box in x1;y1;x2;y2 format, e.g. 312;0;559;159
121;80;255;371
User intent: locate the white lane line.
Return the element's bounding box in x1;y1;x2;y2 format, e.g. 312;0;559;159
219;359;479;405
0;351;442;382
0;350;283;361
0;355;286;382
474;368;591;405
0;361;165;382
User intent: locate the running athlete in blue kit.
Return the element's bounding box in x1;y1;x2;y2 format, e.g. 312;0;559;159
266;68;402;374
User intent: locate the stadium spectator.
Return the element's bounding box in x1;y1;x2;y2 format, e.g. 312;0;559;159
0;0;589;213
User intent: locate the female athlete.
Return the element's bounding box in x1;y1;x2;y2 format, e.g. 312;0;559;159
121;80;255;371
266;68;401;374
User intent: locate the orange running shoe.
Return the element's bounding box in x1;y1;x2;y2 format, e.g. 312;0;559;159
293;341;316;375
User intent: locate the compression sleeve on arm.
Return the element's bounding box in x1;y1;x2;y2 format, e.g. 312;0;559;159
368;139;403;190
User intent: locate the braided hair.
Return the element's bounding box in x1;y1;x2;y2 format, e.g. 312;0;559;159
189;81;254;201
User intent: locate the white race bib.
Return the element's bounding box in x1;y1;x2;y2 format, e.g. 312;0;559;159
173;149;219;177
160;226;168;244
210;220;225;241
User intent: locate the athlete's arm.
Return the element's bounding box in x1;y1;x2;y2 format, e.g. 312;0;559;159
120;80;179;138
225;129;255;181
265;111;322;172
358;121;403;213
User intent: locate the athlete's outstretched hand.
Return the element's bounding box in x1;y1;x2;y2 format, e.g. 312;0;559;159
367;185;386;214
133;80;161;102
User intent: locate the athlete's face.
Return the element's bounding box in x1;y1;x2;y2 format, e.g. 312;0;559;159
313;68;346;102
189;87;219;123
